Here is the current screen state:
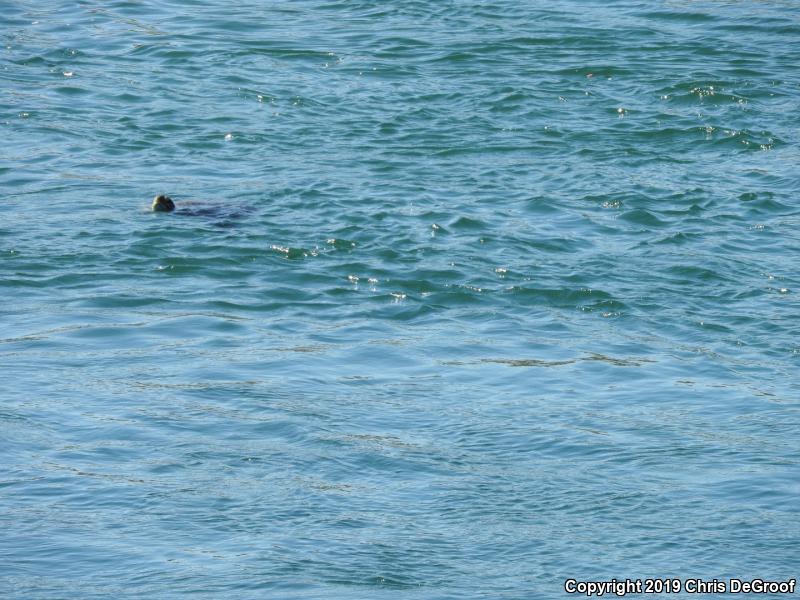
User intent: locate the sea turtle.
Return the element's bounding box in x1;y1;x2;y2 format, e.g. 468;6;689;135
151;194;252;225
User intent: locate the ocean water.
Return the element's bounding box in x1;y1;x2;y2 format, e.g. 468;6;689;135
2;0;799;597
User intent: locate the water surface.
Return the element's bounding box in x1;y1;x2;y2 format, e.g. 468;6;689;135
2;0;799;597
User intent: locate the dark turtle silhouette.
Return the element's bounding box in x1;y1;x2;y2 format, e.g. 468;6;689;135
151;194;252;225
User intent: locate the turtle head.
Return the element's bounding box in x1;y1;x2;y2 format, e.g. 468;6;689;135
152;195;175;212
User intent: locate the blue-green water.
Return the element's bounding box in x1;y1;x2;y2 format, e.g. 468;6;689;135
2;0;799;597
